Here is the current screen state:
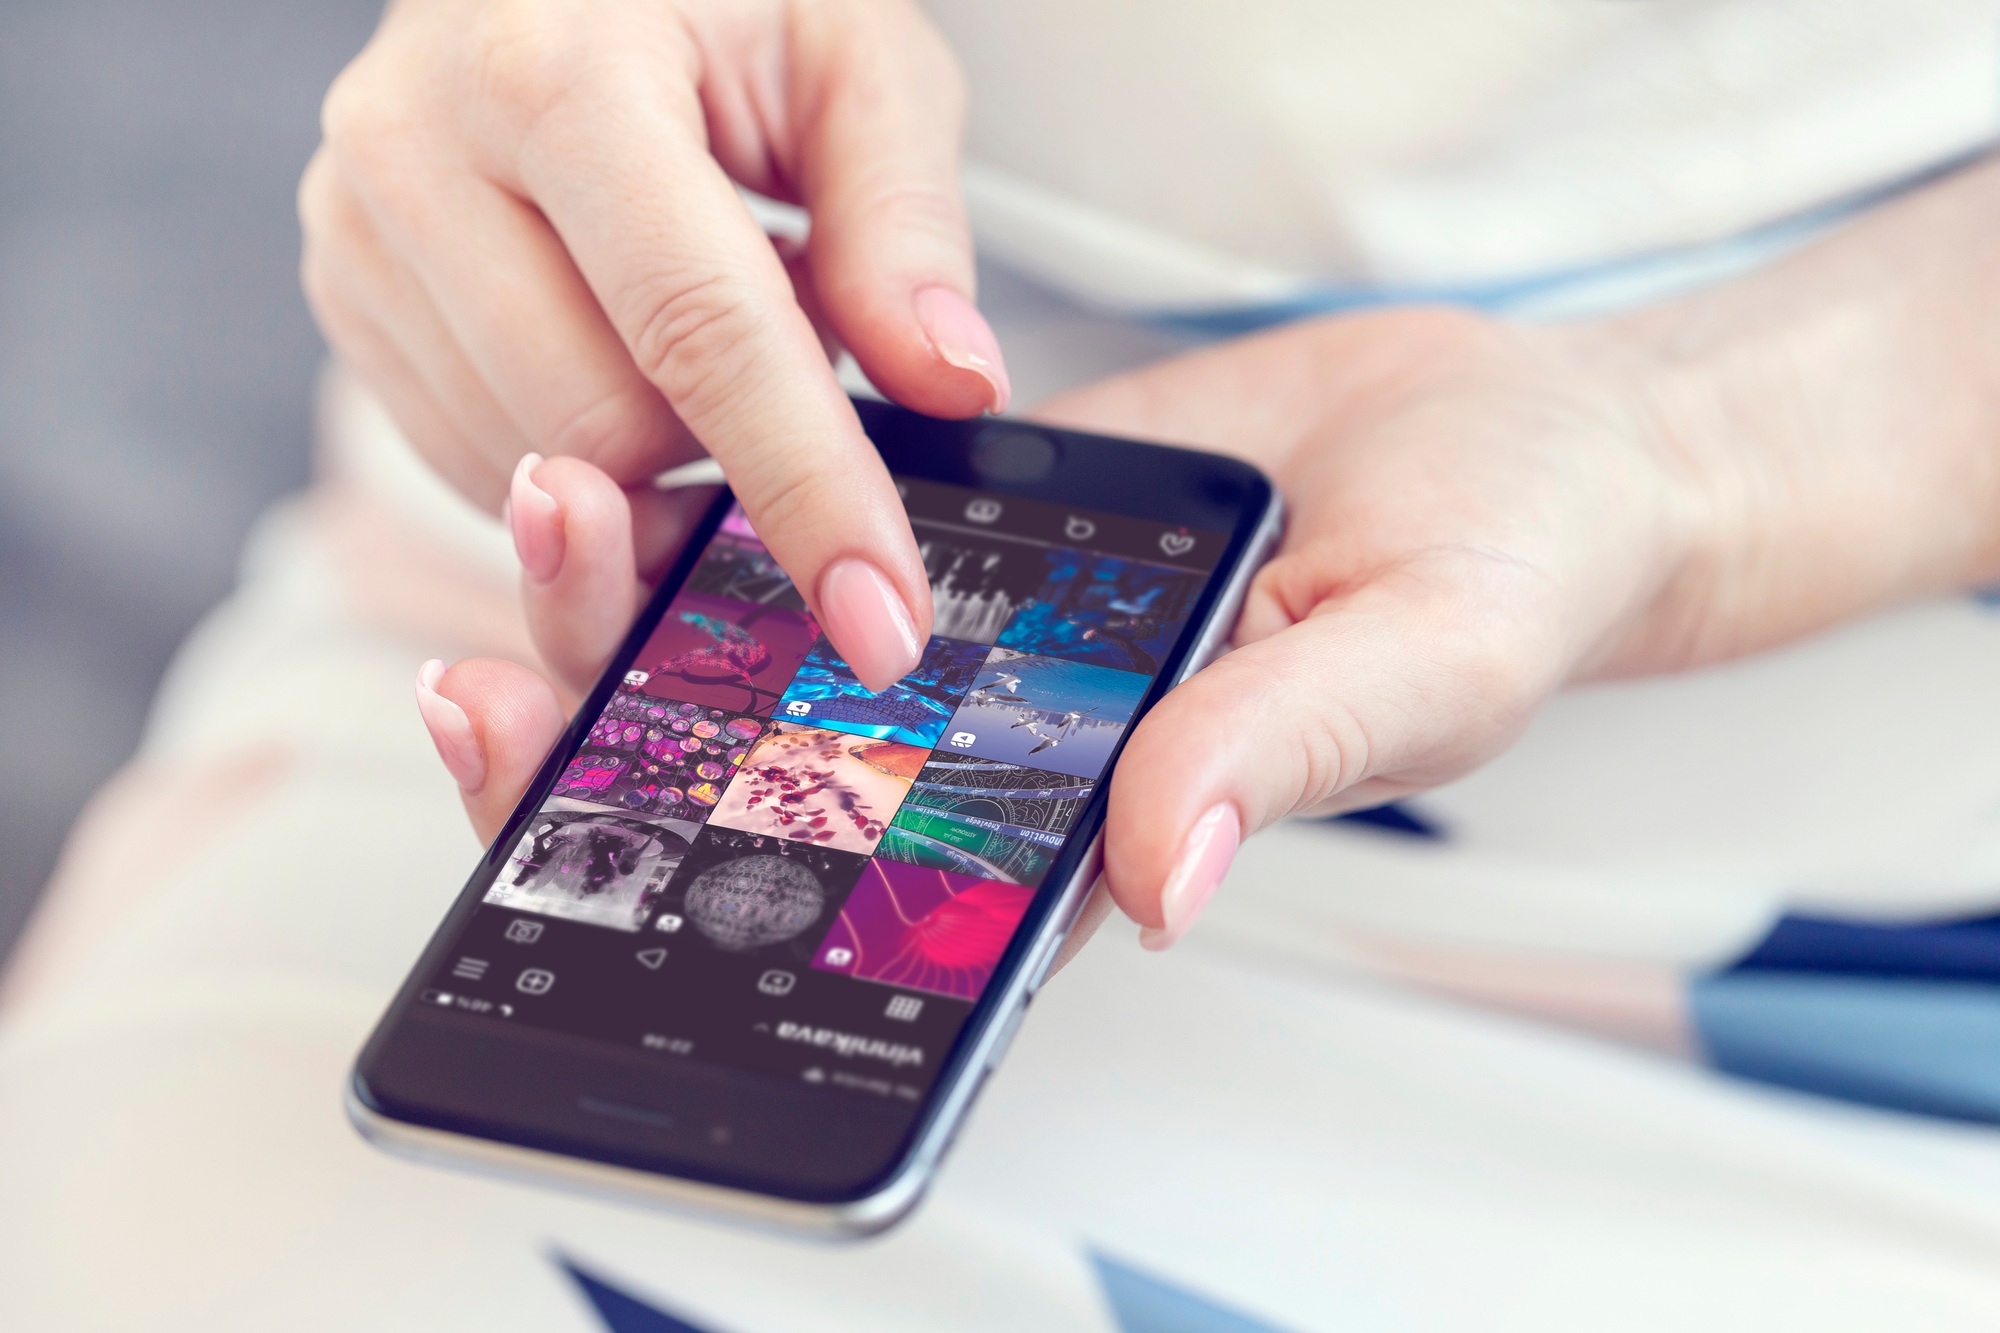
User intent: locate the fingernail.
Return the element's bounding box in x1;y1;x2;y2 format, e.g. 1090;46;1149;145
415;659;487;793
1140;803;1240;951
508;453;563;583
816;558;923;693
914;286;1011;415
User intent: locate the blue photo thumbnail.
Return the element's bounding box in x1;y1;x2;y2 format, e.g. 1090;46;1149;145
774;634;989;747
939;648;1150;779
995;548;1204;674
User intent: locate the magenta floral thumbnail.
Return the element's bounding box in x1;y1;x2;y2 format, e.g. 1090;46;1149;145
812;860;1035;1001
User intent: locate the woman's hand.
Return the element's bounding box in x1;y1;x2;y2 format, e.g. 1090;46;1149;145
416;156;2000;956
421;308;1707;942
303;0;1008;691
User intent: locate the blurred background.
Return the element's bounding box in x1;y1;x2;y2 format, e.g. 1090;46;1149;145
0;1;379;961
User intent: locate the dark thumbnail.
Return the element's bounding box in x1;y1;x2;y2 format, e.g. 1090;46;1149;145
649;824;869;963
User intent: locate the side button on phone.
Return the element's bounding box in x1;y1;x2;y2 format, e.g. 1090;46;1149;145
1024;932;1064;996
985;1000;1030;1072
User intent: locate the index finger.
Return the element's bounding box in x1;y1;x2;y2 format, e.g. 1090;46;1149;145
508;58;929;691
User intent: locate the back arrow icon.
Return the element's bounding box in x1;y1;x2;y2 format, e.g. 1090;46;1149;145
636;948;667;970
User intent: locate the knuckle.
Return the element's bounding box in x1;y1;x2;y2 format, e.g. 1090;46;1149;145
319;61;408;168
465;0;587;122
622;271;766;411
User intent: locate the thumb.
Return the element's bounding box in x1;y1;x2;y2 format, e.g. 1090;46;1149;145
416;657;568;845
1102;572;1559;948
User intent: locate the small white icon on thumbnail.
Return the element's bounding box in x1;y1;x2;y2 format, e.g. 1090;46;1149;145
964;498;1003;524
948;731;976;749
823;947;854;966
654;913;684;933
784;700;812;716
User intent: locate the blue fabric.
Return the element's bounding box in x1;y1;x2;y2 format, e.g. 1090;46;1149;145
1691;972;2000;1123
557;1255;719;1333
1726;911;2000;984
1092;1252;1299;1333
1327;801;1446;841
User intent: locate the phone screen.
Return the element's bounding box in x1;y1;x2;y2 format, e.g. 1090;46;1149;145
413;474;1225;1109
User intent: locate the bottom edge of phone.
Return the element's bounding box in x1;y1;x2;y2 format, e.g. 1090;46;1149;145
342;1082;925;1242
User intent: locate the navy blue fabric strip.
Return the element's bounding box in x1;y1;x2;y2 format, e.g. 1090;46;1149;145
556;1255;719;1333
1723;911;2000;984
1324;801;1447;841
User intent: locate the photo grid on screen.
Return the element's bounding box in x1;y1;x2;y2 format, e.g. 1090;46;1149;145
482;498;1202;1002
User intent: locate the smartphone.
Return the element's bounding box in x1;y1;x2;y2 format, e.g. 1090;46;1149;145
348;399;1281;1236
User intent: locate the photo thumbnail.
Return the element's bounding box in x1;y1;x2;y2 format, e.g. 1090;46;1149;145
938;649;1150;778
878;756;1093;886
685;504;807;611
707;724;927;855
811;860;1036;1002
485;801;700;933
917;530;1044;643
652;824;868;963
774;634;987;746
996;547;1204;674
631;590;818;717
552;690;766;818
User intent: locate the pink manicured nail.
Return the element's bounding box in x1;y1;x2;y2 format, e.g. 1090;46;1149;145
816;558;924;693
914;286;1011;414
1140;803;1241;951
415;659;487;793
508;453;563;583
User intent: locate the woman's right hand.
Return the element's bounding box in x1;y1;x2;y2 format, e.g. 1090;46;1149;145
301;0;1008;691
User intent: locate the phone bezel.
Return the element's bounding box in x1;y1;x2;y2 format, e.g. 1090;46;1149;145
349;399;1280;1230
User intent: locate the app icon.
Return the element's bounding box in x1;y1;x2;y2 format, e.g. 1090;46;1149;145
636;947;668;970
451;957;488;981
1064;515;1096;541
503;919;544;945
964;498;1003;524
654;913;684;933
515;968;556;996
948;731;976;748
757;970;796;996
885;995;923;1022
1158;529;1196;558
784;699;812;716
823;947;855;967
